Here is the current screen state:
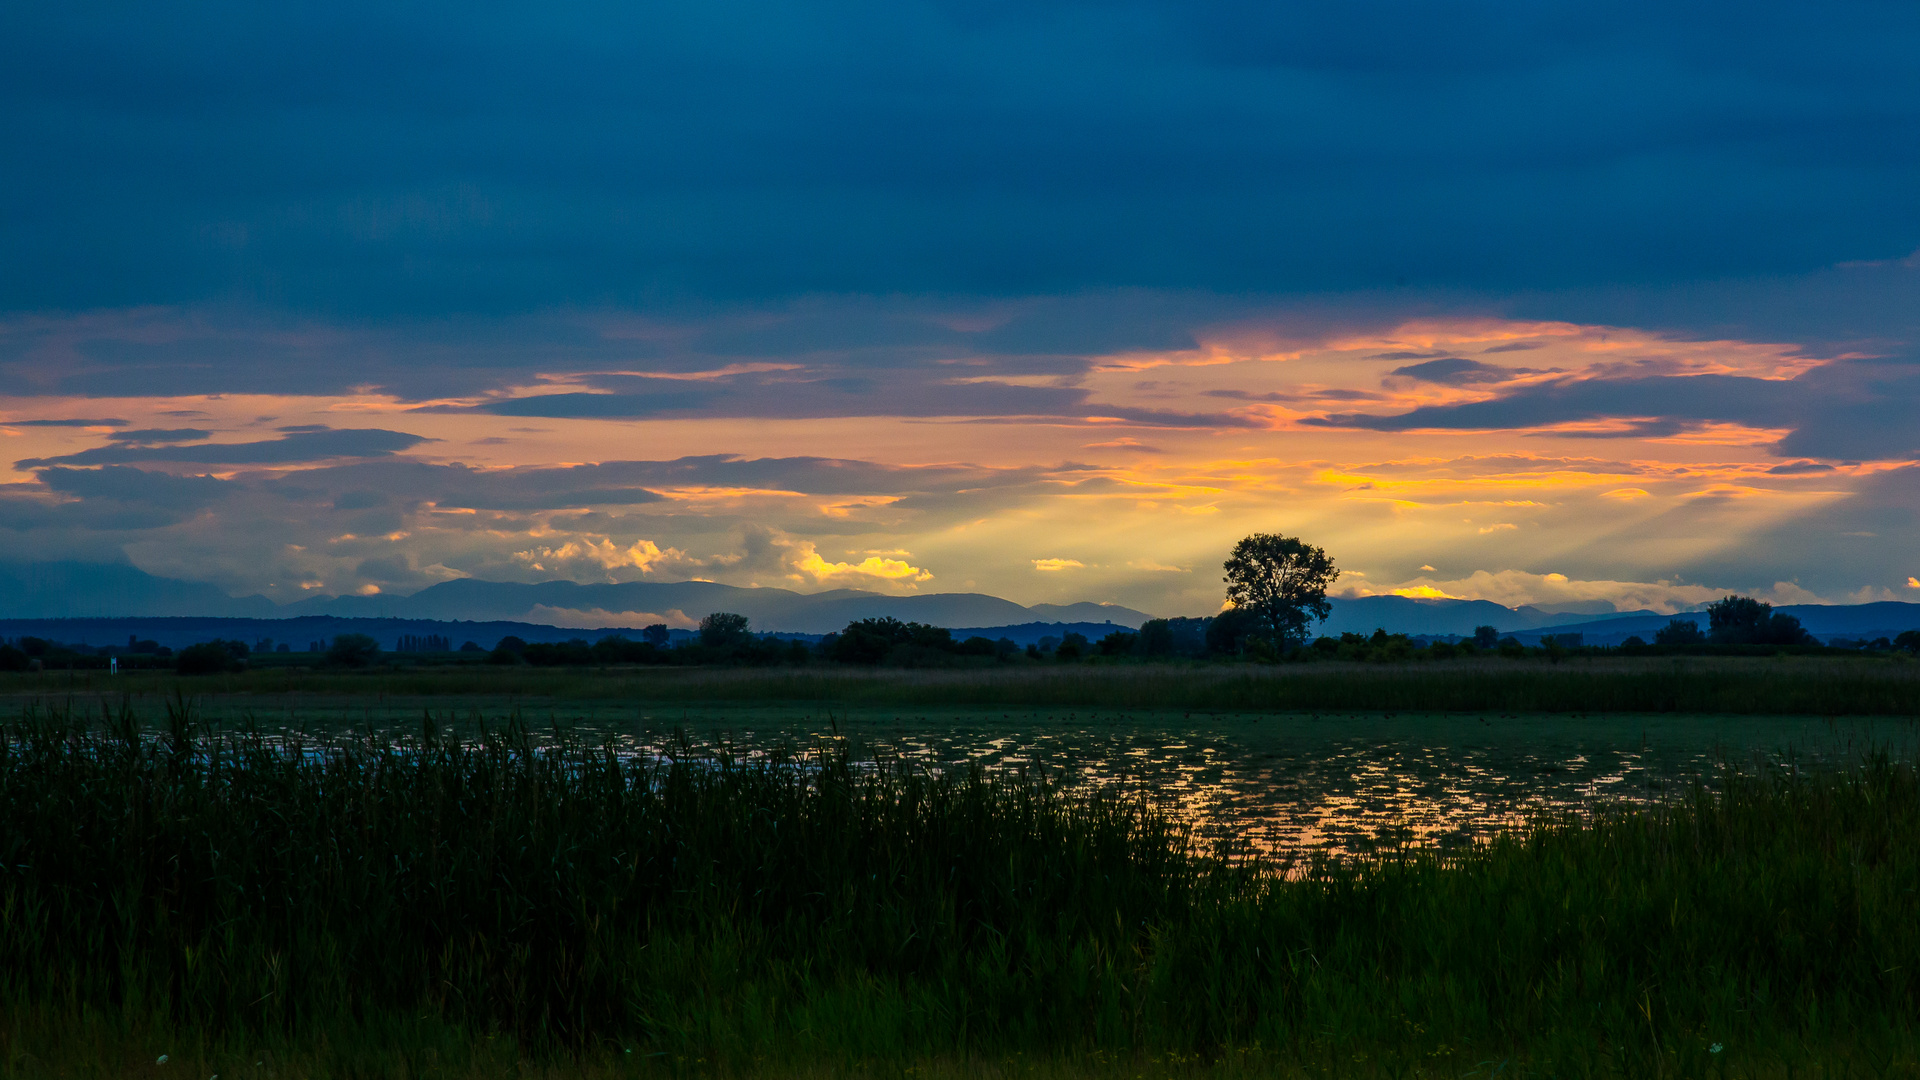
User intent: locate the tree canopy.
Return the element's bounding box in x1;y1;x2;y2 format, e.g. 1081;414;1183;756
1706;595;1811;645
176;639;249;675
324;633;380;668
698;612;753;648
1654;618;1706;645
1222;533;1339;650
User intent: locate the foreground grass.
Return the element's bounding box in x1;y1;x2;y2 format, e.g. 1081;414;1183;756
4;704;1920;1077
5;653;1920;714
9;1030;1918;1080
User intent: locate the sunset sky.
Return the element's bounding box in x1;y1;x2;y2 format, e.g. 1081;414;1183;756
4;1;1918;618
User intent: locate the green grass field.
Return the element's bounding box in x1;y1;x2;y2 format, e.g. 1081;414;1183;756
5;652;1920;714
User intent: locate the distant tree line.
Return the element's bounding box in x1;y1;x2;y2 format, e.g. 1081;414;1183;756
1640;595;1818;648
0;635;176;673
8;608;1918;675
7;543;1920;675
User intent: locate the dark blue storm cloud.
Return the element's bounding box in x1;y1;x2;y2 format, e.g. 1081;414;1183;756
1307;373;1803;433
462;372;1094;420
5;0;1919;316
1304;356;1920;460
1388;358;1562;385
108;428;215;444
16;427;430;468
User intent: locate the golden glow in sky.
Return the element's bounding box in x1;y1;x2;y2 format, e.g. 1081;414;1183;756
1;312;1914;616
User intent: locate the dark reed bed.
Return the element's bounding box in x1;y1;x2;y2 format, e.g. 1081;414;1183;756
8;653;1920;714
4;700;1920;1078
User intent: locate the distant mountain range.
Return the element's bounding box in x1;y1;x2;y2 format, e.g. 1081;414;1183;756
1510;602;1920;646
0;616;1156;653
0;561;278;619
1320;594;1920;644
0;561;1150;635
1316;595;1665;637
4;561;1916;646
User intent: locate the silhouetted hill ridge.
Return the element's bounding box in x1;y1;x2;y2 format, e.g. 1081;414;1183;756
1;562;1152;634
1518;601;1920;645
0;561;276;618
6;561;1914;643
1320;594;1667;636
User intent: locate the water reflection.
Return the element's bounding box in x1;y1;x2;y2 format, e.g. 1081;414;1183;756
62;697;1920;862
591;708;1917;862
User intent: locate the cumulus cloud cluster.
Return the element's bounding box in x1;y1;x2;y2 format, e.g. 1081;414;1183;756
511;526;932;590
0;447;999;602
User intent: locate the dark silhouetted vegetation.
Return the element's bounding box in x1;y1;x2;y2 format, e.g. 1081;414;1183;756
1655;617;1706;644
1707;594;1814;645
1221;532;1338;648
488;634;528;664
698;611;753;648
8;653;1919;715
1203;606;1260;655
830;616;945;663
823;617;1012;666
174;638;249;675
1308;628;1417;662
323;632;381;668
395;632;451;652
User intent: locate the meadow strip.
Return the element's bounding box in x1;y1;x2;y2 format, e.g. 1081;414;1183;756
6;655;1920;714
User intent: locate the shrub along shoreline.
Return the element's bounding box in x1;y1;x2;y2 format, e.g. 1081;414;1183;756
3;703;1919;1076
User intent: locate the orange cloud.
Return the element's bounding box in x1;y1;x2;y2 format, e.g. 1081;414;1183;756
527;605;698;629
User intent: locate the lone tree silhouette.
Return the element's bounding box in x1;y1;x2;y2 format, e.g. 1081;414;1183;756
1222;533;1339;650
324;633;380;668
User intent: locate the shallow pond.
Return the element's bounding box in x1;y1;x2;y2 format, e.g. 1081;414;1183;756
20;693;1920;860
630;707;1917;860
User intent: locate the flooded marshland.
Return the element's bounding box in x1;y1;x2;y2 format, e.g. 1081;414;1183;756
20;690;1912;861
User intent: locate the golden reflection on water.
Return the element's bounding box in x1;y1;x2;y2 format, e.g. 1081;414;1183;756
106;697;1919;864
679;711;1912;864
